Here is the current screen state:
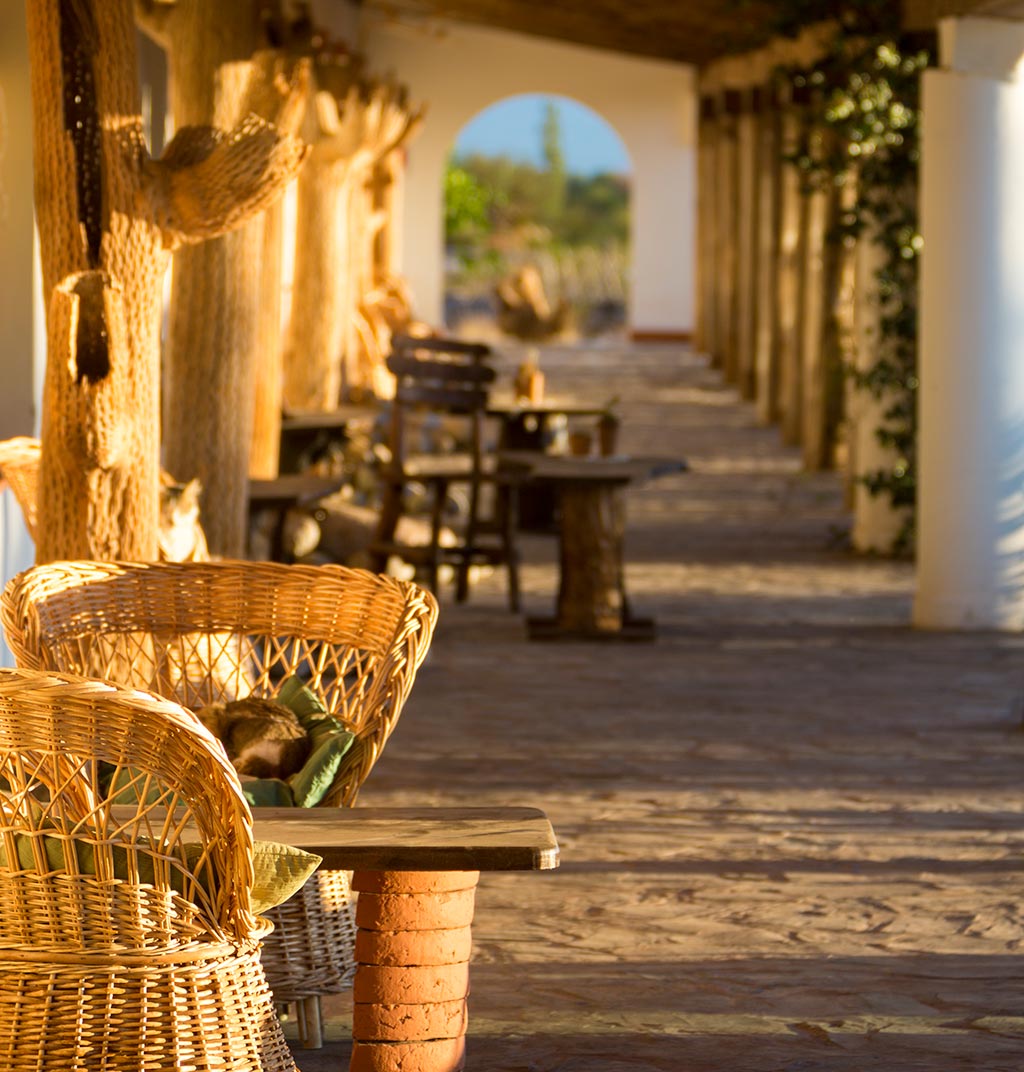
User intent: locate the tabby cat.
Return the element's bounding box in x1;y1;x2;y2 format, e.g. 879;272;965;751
158;477;210;562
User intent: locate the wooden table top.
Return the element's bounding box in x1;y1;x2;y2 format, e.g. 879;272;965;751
487;396;607;418
251;806;560;872
499;451;688;486
281;404;379;431
247;474;346;505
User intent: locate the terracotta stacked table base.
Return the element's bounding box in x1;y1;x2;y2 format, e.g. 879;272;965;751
350;870;480;1072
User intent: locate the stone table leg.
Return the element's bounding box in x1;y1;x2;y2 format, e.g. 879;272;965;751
350;870;479;1072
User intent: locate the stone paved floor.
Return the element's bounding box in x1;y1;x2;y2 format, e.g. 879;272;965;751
290;343;1024;1071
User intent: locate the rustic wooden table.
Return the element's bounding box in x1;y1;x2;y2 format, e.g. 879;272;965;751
279;404;378;474
486;397;606;451
247;474;346;560
253;806;559;1071
501;452;687;641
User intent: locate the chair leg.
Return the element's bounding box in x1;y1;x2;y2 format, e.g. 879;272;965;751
428;478;447;597
449;478;473;604
503;484;521;614
298;995;323;1049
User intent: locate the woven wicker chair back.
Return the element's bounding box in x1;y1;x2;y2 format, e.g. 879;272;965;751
0;437;42;540
0;667;297;1070
2;559;438;808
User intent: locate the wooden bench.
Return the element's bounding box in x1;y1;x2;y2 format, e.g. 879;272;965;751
252;806;559;1069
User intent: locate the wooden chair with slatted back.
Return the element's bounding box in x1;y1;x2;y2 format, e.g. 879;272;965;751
370;334;521;611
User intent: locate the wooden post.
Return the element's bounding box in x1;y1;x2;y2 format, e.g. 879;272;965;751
283;78;422;409
342;84;423;400
799;120;843;471
713;91;740;377
696;94;719;359
754;82;782;425
735;88;760;400
776;86;808;447
282;78;366;413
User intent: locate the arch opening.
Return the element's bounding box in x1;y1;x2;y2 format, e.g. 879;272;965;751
443;93;633;342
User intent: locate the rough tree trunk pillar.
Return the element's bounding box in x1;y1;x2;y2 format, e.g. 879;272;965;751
30;0;303;563
29;0;163;562
283;161;352;412
249;198;285;478
38;273;159;561
713;92;739;375
158;1;293;556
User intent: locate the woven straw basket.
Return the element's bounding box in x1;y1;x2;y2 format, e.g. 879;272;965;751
1;559;438;1046
0;666;298;1071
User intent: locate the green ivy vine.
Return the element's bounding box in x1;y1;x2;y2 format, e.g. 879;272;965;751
772;4;931;552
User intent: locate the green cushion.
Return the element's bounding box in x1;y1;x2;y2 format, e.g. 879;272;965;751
107;763;297;809
0;827;319;916
251;839;321;914
276;678;358;808
238;776;295;807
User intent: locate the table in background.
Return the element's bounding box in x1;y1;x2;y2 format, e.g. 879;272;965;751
247;474;346;561
487;397;607;530
501;452;687;641
279;404;378;474
486;397;607;451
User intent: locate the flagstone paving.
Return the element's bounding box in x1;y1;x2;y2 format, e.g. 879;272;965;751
290;343;1024;1071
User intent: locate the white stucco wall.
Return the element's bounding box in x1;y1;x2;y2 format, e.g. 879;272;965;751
0;2;42;664
353;14;697;333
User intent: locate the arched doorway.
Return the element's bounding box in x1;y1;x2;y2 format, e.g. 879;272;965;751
360;15;696;337
444;93;632;341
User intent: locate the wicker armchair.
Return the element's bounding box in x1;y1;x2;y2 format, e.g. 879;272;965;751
0;666;298;1071
2;559;439;1048
0;437;41;539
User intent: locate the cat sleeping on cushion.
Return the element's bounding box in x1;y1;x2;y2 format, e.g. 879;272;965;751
195;698;311;781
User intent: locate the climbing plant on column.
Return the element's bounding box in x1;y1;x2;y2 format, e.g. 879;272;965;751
776;1;929;552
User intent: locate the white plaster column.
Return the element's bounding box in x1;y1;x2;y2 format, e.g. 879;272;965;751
916;17;1024;629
